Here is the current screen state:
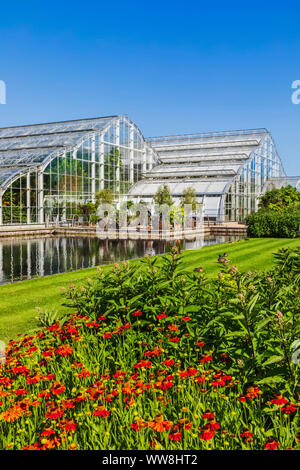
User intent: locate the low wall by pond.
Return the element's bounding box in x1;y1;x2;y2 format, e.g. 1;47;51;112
0;222;247;239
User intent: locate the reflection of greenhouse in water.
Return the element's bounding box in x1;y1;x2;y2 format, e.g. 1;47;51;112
0;235;240;284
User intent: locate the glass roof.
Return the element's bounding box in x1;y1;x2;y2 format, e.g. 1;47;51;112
0;115;127;188
130;129;272;199
0;167;28;185
129;179;230;196
0;116;119;138
0;148;60;167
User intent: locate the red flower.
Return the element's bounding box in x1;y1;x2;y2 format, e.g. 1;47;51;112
196;341;205;348
181;316;191;322
162;359;174;367
86;322;100;329
11;365;30;376
202;411;215;420
43;373;55;381
132;311;142;317
271;394;288;406
14;388;28;396
200;355;212;363
281;403;297;414
240;430;253;440
211;379;226;387
41;428;55;437
42;350;54;357
169;432;182;441
59;420;77;432
207;420;220;431
104;332;112;339
98;316;107;321
45;409;65;420
130;419;147;431
50;381;65;395
48;323;60;332
144;347;163;357
169;337;180;343
93;406;110;418
199;429;215;440
134;360;152;369
156;313;167;320
265;438;280;450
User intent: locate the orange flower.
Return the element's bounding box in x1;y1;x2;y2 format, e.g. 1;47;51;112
1;405;23;422
245;385;262;399
148;414;173;432
40;436;61;449
68;443;78;450
131;418;148;431
144;347;163;357
55;344;73;357
168;324;179;332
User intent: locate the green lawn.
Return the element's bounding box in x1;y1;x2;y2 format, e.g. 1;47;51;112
0;237;299;343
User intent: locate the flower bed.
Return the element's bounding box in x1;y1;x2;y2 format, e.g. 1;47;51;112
0;245;299;450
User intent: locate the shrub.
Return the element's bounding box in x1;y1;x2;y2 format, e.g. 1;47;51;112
258;185;300;211
0;247;299;450
246;208;300;238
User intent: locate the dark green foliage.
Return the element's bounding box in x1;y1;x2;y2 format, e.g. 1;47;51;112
65;245;300;399
259;185;300;211
246;208;300;238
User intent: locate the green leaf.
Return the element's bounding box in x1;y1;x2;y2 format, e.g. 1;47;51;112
247;293;260;313
226;331;247;338
255;318;271;331
257;375;285;385
183;305;201;313
262;355;284;366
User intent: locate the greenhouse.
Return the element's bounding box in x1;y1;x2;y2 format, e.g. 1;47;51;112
129;129;286;221
0;116;287;225
0;115;158;225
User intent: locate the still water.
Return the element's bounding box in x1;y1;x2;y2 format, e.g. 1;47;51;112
0;235;240;285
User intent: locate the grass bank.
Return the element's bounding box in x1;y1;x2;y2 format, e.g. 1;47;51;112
0;237;299;342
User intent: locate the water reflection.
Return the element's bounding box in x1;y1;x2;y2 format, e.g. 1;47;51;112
0;235;240;285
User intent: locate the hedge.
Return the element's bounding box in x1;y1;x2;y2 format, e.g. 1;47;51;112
246;209;300;238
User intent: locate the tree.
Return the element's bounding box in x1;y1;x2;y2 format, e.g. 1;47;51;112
153;184;173;206
259;185;300;211
77;202;97;219
180;186;198;211
95;189;114;206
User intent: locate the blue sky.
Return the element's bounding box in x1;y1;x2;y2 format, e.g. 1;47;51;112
0;0;300;174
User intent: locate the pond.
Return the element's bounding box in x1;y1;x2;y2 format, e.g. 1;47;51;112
0;235;241;284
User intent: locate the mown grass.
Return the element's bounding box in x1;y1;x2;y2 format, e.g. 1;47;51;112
0;237;299;343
